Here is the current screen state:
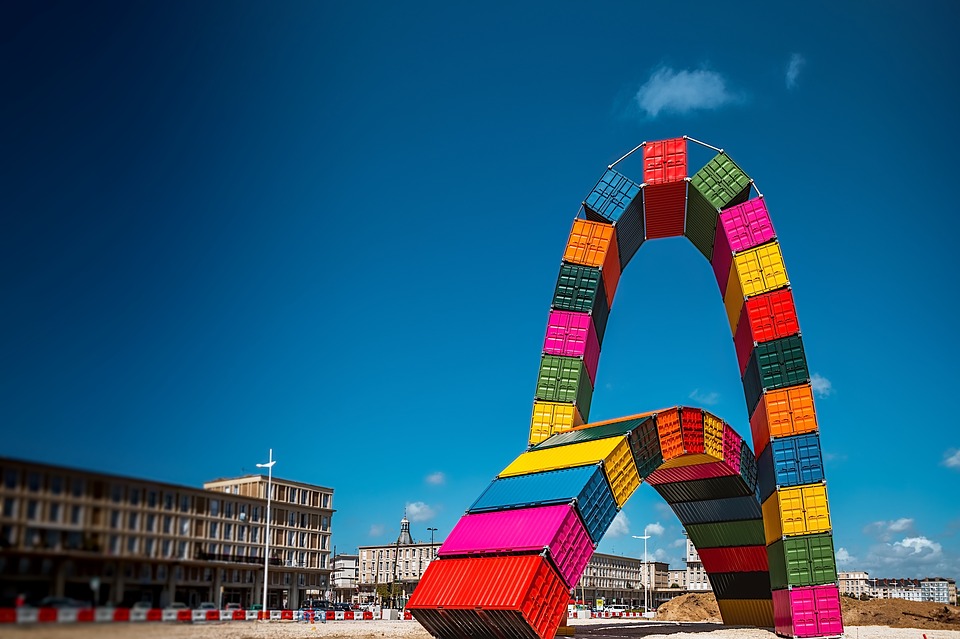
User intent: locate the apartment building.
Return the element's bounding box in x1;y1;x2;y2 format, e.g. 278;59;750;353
0;457;334;609
839;573;956;605
358;516;439;608
684;534;709;591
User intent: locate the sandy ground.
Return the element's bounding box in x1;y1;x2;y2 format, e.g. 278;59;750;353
1;617;959;639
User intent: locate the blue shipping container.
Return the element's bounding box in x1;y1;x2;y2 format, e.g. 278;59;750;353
468;464;617;542
757;432;825;501
582;168;646;269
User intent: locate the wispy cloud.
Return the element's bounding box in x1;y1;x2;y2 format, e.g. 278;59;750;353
425;472;445;485
688;389;720;406
645;522;665;536
786;53;805;89
607;511;630;537
865;518;915;542
368;524;384;537
405;501;435;522
636;66;737;118
835;547;855;565
810;373;833;397
944;449;960;469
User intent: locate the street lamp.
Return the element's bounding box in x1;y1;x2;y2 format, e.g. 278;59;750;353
427;527;437;559
632;528;651;615
256;449;276;616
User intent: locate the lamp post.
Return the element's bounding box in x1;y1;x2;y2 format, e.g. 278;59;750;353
256;449;276;616
632;529;651;614
427;527;437;559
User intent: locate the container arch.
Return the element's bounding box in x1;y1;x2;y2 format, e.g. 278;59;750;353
408;137;841;639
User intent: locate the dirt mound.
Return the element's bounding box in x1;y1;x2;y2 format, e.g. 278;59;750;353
656;593;960;630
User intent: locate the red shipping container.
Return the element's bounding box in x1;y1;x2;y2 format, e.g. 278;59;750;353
408;555;569;639
644;181;687;239
681;407;705;455
645;461;738;485
734;287;801;376
772;585;843;638
698;545;769;573
643;138;687;184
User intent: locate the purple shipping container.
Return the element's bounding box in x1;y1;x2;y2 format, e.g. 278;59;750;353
772;585;843;638
543;310;601;386
723;426;744;475
720;198;776;253
437;504;593;588
646;461;738;485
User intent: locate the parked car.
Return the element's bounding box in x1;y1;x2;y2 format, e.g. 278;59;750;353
224;603;242;611
131;601;154;610
166;602;188;610
38;597;90;609
300;598;331;610
197;602;217;610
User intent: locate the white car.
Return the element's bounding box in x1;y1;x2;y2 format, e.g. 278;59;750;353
605;605;629;614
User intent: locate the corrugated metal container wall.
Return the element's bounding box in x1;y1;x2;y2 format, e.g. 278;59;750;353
645;461;737;485
754;385;819;442
703;412;725;460
697;545;768;573
766;533;838;589
690;152;752;210
499;437;623;478
772;584;843;638
720;197;776;253
633;416;664;478
722;425;744;474
762;491;783;545
739;440;758;492
643;137;687;184
684;185;719;261
724;261;745;334
534;416;647;450
733;306;756;376
438;504;594;589
655;408;682;460
758;433;825;500
733;242;789;298
778;484;832;538
712;218;734;297
643;181;687;239
671;495;762;525
745;288;800;343
543;310;601;386
529;401;584;447
658;453;722;470
582;169;646;270
535;355;593;422
653;474;755;504
709;571;773;600
681;407;706;455
716;598;774;628
407;554;569;639
602;438;642;508
562;219;622;306
685;520;767;549
742;336;810;414
551;264;610;344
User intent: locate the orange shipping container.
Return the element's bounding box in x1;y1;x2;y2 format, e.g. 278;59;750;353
750;385;818;456
562;219;622;305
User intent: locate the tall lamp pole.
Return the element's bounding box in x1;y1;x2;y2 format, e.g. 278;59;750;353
632;529;651;614
256;449;276;616
427;527;437;559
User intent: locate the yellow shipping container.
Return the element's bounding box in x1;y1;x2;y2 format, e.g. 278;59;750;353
775;483;832;539
498;436;640;508
733;241;789;298
762;490;782;546
717;598;774;627
703;412;724;459
528;401;584;446
723;262;744;334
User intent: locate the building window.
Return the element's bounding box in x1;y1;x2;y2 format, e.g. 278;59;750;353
251;528;258;543
110;510;120;529
322;493;329;509
178;541;187;559
111;485;123;503
27;473;41;492
4;469;17;489
288;512;295;526
252;506;259;522
50;476;63;495
145;538;155;556
128;512;138;530
147;490;157;508
210;500;220;517
210;522;219;538
50;502;61;522
157;565;167;581
180;495;189;512
26;500;38;520
146;514;155;532
163;492;173;510
225;502;233;518
162;539;171;557
126;536;137;553
321;516;329;531
129;489;140;506
2;498;15;517
71;505;81;524
162;516;171;534
71;478;85;498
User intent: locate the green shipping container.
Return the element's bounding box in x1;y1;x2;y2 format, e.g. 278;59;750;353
551;263;610;343
535;355;593;422
533;416;650;450
690;152;752;209
766;533;838;589
685;187;719;261
685;519;766;549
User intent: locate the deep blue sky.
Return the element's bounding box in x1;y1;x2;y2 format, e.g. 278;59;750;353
3;1;959;579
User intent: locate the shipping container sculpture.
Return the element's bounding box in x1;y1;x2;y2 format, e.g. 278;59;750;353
407;137;842;639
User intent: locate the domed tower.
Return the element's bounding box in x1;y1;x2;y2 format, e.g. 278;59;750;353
397;514;413;545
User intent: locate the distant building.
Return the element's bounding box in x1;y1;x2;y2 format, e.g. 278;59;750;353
684;534;709;591
840;573;956;605
838;571;870;599
357;516;439;607
330;553;359;604
0;457;334;609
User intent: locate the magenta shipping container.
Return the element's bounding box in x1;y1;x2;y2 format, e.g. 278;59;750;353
437;504;594;588
722;425;744;474
543;310;601;386
720;197;776;253
772;585;843;638
646;461;739;485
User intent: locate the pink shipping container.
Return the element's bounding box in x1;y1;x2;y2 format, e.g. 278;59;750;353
437;505;594;588
543;310;601;386
645;461;738;485
722;425;744;475
720;198;776;253
712;223;734;297
772;585;843;638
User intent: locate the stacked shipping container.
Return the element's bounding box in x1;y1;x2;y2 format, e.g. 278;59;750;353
407;137;840;639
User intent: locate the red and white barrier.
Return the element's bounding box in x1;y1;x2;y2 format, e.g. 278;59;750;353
0;607;412;625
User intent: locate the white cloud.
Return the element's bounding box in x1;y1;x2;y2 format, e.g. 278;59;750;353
405;502;435;522
425;472;445;485
888;518;914;533
670;537;687;548
369;524;384;537
896;537;942;555
863;535;957;577
606;511;630;537
810;373;833;397
835;547;855;565
645;522;665;536
786;53;805;89
635;67;737;118
688;389;720;406
865;518;915;541
944;449;960;469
